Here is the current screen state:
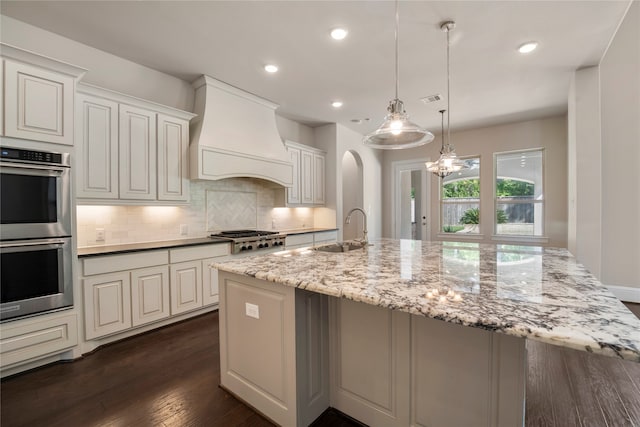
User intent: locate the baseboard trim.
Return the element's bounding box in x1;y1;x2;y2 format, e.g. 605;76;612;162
607;285;640;303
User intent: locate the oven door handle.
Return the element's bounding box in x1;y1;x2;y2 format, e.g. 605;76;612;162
0;239;67;249
0;162;67;175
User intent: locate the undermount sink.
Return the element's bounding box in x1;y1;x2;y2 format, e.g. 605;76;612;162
314;241;367;253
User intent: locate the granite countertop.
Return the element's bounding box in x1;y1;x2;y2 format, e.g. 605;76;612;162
78;237;228;257
213;238;640;362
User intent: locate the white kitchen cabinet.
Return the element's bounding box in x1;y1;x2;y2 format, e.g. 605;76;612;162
75;93;119;199
285;233;314;249
83;272;132;340
170;261;202;315
284;141;326;207
329;298;411;427
157;114;189;202
313;153;325;204
81;244;227;343
75;83;195;204
0;312;78;374
314;230;337;246
119;104;157;200
287;145;302;204
131;266;170;327
1;44;86;145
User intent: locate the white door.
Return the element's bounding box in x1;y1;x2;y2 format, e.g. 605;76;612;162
393;160;430;240
119;104;156;200
170;261;202;315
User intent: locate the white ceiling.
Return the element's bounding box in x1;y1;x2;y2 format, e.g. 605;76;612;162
0;1;631;136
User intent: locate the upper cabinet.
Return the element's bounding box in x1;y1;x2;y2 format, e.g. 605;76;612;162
283;141;326;206
1;43;86;145
76;84;195;204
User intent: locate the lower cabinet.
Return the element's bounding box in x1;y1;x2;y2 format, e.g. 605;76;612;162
170;261;202;315
82;244;228;341
0;312;78;372
131;266;170;327
217;273;527;427
84;272;132;340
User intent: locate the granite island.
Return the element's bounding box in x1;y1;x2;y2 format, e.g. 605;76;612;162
213;239;640;427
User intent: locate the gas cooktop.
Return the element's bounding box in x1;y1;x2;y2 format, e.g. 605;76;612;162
210;230;285;254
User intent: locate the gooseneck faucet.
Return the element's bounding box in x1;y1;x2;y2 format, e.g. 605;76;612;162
345;207;368;244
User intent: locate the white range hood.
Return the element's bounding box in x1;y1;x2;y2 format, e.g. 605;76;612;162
189;75;293;186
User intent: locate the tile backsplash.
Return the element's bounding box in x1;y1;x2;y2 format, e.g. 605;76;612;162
76;178;328;247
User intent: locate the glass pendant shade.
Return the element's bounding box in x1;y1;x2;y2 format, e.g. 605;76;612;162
364;99;434;149
426;150;467;178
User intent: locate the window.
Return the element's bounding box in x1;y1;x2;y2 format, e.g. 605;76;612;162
441;157;480;234
494;149;544;236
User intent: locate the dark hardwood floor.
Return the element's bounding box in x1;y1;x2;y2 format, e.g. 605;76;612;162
1;303;639;427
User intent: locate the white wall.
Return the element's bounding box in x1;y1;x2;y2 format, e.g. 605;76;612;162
570;2;640;299
315;123;383;241
1;15;194;111
567;66;602;278
382;116;568;247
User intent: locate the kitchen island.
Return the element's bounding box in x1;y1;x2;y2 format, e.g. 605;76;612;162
213;239;640;426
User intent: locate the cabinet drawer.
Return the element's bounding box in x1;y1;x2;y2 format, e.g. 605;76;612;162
314;230;337;244
0;313;78;368
83;250;168;276
170;244;229;263
286;233;314;248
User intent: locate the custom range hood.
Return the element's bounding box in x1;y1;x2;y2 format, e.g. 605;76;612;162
189;75;293;186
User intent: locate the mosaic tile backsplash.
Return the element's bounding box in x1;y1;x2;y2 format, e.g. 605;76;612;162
76;178;322;247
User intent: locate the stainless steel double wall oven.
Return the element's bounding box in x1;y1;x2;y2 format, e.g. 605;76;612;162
0;146;73;321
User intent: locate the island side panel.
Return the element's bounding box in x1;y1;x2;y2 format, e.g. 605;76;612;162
295;290;330;426
329;297;412;426
411;315;526;427
218;271;298;426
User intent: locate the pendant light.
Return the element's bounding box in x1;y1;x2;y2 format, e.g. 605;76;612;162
425;21;468;178
363;0;434;149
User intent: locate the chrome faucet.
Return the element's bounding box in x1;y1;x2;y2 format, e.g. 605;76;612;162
345;207;368;244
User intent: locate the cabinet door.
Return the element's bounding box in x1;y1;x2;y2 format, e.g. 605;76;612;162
157;114;189;202
119;104;156;200
76;94;119;199
202;258;224;306
286;146;301;205
313;153;325;205
4;60;75;145
170;261;202;315
131;266;170;327
84;272;132;340
301;150;314;204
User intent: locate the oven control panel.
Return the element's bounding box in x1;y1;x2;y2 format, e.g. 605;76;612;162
1;147;65;166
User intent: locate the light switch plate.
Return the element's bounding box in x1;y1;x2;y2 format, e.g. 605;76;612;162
245;302;259;319
96;228;105;242
180;224;188;235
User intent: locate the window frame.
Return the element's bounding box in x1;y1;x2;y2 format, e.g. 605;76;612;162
492;148;548;244
438;155;484;240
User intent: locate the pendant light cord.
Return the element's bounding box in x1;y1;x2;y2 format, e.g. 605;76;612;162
395;0;399;100
446;25;451;151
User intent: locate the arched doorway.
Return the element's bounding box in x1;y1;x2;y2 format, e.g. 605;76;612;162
342;150;364;241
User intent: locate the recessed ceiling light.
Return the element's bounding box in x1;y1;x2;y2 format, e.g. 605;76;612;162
331;101;343;108
264;64;279;73
331;28;348;40
518;42;538;54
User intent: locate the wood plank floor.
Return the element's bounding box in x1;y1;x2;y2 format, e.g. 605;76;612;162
1;303;639;427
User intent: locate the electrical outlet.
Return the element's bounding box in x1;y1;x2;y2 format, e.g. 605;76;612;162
180;224;188;236
96;228;105;242
245;302;259;319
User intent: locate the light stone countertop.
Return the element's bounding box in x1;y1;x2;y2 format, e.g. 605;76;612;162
213;238;640;362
